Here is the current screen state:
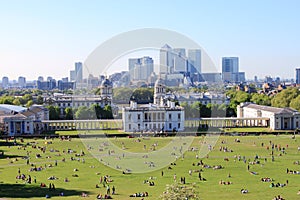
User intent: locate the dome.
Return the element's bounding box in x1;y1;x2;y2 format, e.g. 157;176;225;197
155;78;165;87
100;79;112;87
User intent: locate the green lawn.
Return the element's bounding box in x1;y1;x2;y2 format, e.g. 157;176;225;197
1;134;300;199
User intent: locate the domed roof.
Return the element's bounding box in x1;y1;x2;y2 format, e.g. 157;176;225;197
155;78;165;87
100;79;112;87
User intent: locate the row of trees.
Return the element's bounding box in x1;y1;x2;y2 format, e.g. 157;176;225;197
0;94;44;107
226;87;300;114
47;104;113;120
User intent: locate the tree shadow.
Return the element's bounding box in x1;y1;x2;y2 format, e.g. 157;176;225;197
0;153;22;160
0;183;87;198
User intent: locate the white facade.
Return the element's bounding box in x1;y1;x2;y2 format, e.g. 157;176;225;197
122;79;184;132
0;105;49;136
237;102;300;130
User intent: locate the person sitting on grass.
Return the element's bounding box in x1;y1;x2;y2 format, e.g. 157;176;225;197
240;189;248;194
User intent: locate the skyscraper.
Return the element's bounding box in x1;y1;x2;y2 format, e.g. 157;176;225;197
296;68;300;84
128;56;154;81
70;70;76;81
2;76;9;89
159;44;174;74
222;57;239;82
173;48;187;72
18;76;26;88
188;49;201;74
75;62;83;83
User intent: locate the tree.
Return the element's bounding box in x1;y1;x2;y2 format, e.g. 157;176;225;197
26;100;34;108
47;105;60;120
13;98;21;106
36;95;44;105
290;95;300;111
271;87;300;108
75;106;96;120
65;107;74;120
113;87;133;102
131;88;154;104
250;93;271;106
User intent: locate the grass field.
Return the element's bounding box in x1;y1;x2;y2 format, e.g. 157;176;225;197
1;133;300;199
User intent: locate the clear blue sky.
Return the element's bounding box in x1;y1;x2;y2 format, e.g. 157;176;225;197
0;0;300;81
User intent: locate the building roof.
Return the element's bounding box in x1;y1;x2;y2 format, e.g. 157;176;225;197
0;104;27;113
240;102;299;114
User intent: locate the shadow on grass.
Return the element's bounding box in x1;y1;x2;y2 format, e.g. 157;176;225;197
0;154;22;160
0;183;87;198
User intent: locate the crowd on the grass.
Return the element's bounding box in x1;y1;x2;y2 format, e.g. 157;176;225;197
5;136;300;199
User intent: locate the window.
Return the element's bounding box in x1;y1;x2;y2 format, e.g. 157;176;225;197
169;114;172;120
138;124;140;129
138;114;140;120
158;113;160;120
128;114;131;120
129;124;131;130
169;123;172;129
162;113;165;120
178;113;181;120
145;113;148;120
178;123;181;129
296;121;299;127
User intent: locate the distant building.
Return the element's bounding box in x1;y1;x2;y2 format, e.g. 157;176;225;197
2;77;9;89
18;76;26;88
222;57;245;82
70;70;76;81
122;79;184;132
173;48;187;72
57;80;75;91
37;76;44;82
296;68;300;84
201;73;222;83
188;49;201;74
44;78;117;117
237;102;300;130
75;62;83;83
128;56;154;82
160;44;174;74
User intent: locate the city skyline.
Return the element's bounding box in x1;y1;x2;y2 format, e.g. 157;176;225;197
1;1;300;80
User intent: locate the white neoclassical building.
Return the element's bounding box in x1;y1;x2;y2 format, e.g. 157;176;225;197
122;79;184;132
0;104;49;136
237;102;300;130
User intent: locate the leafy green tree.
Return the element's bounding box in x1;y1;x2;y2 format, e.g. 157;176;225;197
271;87;300;108
36;95;44;105
12;98;21;106
65;107;74;120
47;105;60;120
290;95;300;111
26;100;34;108
75;106;96;120
131;88;154;104
250;93;271;106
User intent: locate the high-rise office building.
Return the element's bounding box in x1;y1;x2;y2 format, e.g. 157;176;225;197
38;76;44;82
173;48;187;72
75;62;83;83
18;76;26;88
222;57;240;82
296;68;300;84
70;70;76;81
188;49;201;74
2;76;9;89
159;44;174;74
128;56;154;81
